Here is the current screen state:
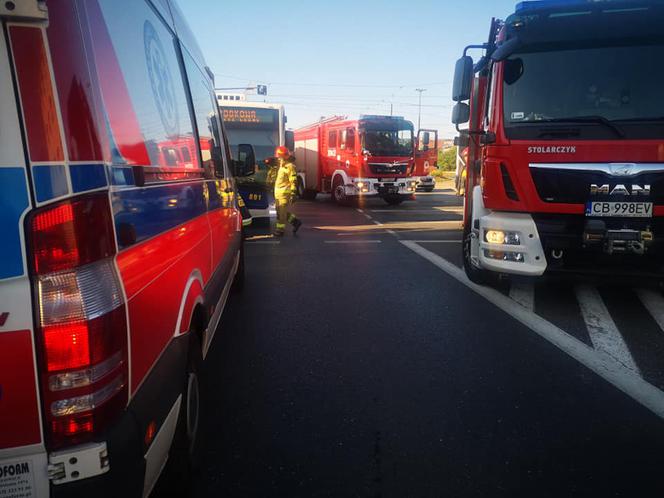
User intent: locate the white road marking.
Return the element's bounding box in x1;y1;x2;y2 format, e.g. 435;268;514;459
575;285;639;374
400;240;664;419
370;209;448;214
407;240;462;243
509;281;535;311
636;288;664;333
324;240;382;244
246;240;281;245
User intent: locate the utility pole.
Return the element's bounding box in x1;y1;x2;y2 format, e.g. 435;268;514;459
415;88;426;129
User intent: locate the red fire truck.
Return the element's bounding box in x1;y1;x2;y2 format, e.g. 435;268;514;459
0;0;247;496
294;115;420;205
452;0;664;284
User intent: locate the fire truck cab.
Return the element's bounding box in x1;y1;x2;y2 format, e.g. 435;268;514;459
452;0;664;284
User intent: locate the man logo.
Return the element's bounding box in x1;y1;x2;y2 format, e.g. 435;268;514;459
590;184;651;196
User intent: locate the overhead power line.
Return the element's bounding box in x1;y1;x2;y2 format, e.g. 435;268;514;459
214;73;451;89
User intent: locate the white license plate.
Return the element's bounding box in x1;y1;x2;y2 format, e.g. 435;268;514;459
585;201;653;218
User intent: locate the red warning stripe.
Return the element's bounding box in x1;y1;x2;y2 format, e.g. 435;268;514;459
9;26;64;163
0;330;42;449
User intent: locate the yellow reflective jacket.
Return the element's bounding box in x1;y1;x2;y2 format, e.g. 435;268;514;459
274;159;297;201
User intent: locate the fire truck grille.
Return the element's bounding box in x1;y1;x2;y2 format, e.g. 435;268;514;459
530;167;664;204
369;163;407;175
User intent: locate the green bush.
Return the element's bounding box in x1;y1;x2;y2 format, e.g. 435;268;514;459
437;146;457;171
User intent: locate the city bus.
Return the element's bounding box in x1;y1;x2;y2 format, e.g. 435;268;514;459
217;98;290;220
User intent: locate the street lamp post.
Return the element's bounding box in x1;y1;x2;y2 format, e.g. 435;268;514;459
415;88;426;129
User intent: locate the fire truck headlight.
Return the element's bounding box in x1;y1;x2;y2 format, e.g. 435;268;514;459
485;230;521;245
484;250;525;263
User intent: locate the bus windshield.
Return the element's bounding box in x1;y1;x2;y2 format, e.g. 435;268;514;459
220;107;281;163
362;129;413;157
502;43;664;139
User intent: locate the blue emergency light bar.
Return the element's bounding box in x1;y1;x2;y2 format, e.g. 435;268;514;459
515;0;599;13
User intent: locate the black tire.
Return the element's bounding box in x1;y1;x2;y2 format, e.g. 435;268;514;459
332;176;348;206
384;195;404;206
232;239;245;293
423;187;434;193
296;177;305;199
462;227;500;286
301;189;318;201
160;333;203;496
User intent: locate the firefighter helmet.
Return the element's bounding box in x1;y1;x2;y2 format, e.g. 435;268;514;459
275;146;290;158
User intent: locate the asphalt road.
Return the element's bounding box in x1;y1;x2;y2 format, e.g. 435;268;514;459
175;184;664;497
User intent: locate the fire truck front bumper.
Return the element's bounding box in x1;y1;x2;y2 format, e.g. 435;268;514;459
344;178;418;197
416;176;436;190
477;212;548;276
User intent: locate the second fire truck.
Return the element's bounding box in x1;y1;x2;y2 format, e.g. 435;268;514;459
294;115;422;205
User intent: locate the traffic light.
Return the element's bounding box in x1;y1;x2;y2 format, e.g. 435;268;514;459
257;85;267;96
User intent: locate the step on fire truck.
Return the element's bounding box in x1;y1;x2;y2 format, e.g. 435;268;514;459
293;115;421;206
452;0;664;284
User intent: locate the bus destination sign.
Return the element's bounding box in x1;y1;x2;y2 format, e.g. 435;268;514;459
221;107;278;129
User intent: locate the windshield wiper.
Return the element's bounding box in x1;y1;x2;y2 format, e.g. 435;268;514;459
538;115;625;138
612;116;664;123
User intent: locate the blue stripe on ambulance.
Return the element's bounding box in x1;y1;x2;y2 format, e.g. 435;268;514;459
32;164;69;202
0;168;30;279
70;164;108;192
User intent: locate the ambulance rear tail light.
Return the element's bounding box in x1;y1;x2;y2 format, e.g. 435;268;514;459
28;194;129;450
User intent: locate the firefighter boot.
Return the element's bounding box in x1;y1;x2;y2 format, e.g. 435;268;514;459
292;218;302;234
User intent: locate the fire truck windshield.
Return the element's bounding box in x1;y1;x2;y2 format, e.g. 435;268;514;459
502;43;664;140
362;129;413;157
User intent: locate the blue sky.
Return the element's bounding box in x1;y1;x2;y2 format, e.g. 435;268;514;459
177;0;517;138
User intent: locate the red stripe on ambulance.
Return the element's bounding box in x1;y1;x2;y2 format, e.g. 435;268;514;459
8;26;64;163
0;330;41;449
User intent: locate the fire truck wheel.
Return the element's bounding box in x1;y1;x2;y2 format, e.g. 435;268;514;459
301;189;318;201
297;177;305;198
164;333;203;491
332;176;348;205
463;229;500;286
384;195;404;206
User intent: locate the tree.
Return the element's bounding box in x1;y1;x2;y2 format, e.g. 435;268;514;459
437;146;457;171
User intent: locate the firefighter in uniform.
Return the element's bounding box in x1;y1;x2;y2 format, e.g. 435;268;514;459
273;146;302;236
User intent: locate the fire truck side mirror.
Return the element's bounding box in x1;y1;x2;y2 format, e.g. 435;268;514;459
452;56;474;102
454;134;470;148
451;102;470;125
